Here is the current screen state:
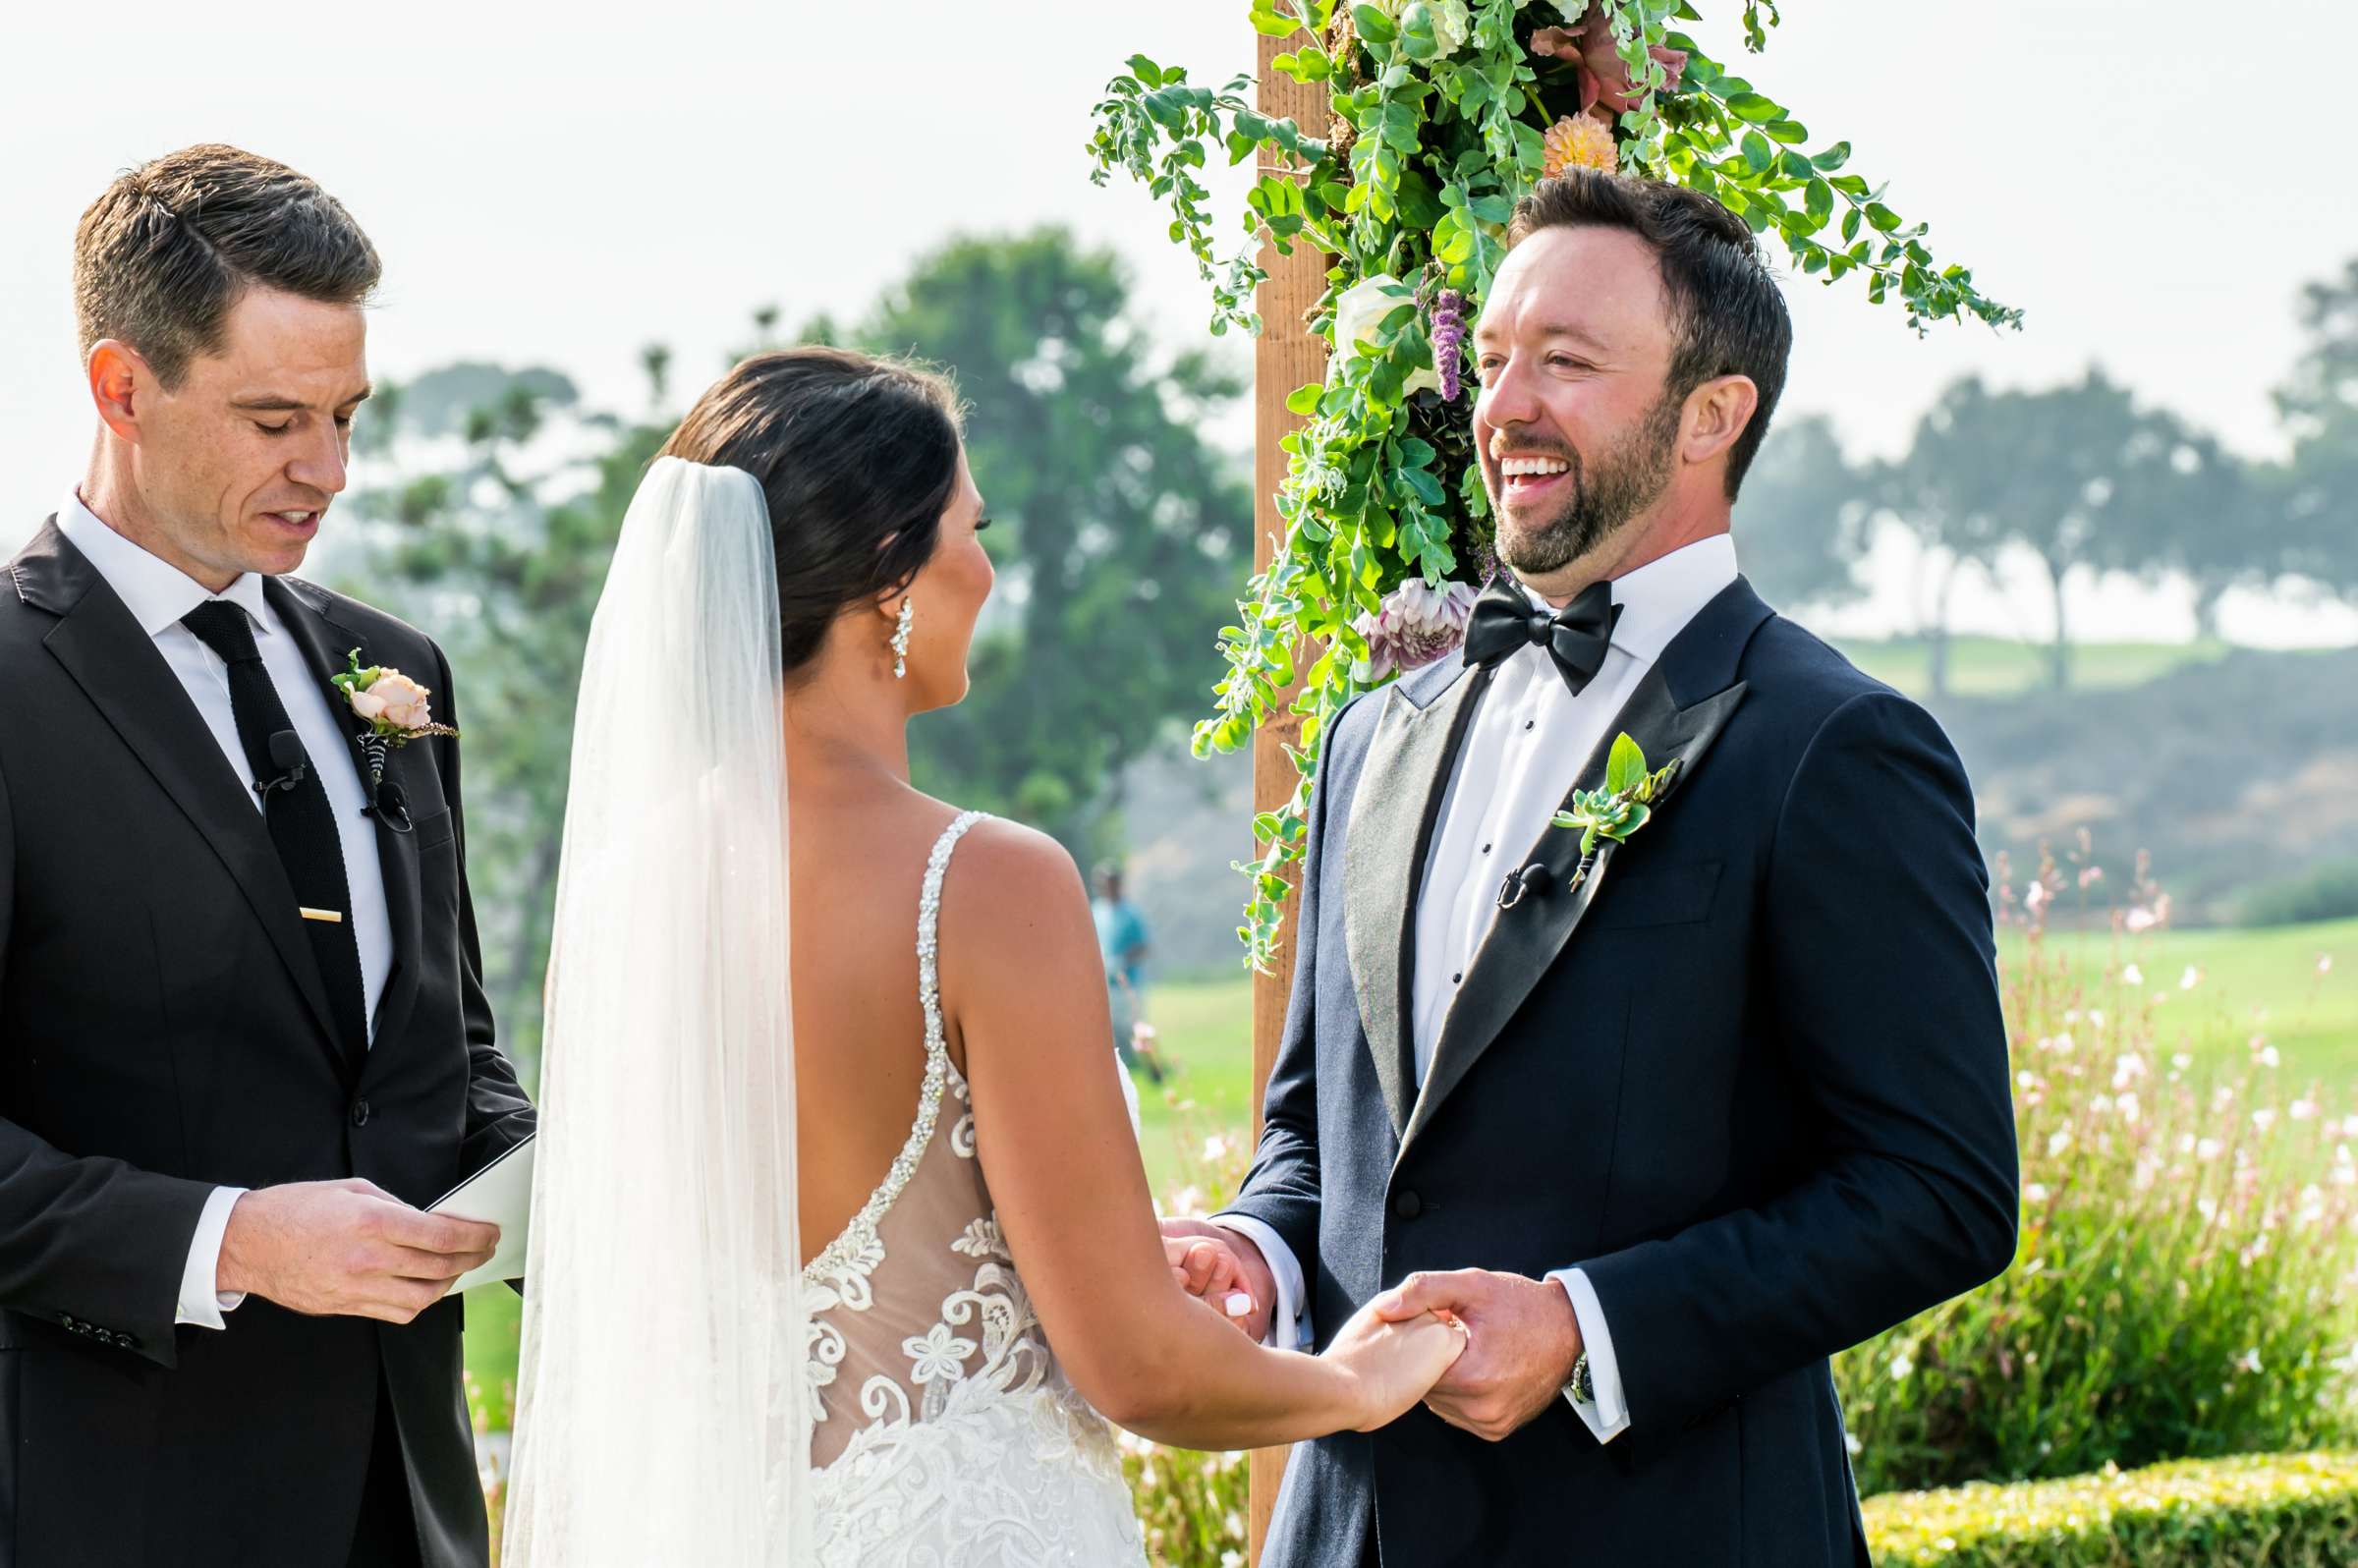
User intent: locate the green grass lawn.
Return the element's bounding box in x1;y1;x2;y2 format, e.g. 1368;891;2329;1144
464;916;2357;1434
1833;635;2231;700
2015;917;2356;1082
462;1283;522;1433
1133;975;1260;1185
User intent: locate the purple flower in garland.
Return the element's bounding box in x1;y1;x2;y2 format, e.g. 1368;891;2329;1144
1431;288;1467;402
1473;535;1504;588
1352;577;1481;684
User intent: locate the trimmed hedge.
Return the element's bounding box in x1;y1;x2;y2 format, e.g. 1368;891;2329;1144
1864;1452;2358;1566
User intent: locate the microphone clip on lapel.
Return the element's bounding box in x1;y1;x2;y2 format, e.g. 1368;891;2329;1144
351;732;414;834
253;729;309;800
363;776;415;835
1496;861;1553;910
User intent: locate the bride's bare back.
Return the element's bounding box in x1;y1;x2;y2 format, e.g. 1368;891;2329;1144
789;786;968;1267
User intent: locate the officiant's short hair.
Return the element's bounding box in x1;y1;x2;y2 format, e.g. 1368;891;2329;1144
1508;171;1790;499
74;143;381;389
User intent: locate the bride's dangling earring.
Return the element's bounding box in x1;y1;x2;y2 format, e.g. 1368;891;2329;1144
890;596;916;680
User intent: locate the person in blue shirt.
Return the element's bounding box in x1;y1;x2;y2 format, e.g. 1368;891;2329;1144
1092;862;1165;1085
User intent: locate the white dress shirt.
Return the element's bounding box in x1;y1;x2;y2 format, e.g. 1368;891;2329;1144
1220;534;1741;1444
56;491;395;1332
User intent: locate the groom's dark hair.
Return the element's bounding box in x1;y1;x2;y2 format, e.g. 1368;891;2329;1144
662;347;967;678
1508;170;1791;498
74;143;381;389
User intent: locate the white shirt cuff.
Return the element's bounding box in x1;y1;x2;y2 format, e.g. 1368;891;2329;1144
1549;1266;1630;1443
1210;1212;1311;1350
176;1187;250;1329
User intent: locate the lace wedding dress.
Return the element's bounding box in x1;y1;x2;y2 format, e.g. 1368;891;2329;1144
508;460;1148;1564
804;812;1149;1565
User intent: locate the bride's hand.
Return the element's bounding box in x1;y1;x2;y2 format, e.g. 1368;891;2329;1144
1321;1296;1470;1433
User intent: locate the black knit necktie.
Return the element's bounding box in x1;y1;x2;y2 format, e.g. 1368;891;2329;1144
1461;577;1623;696
182;600;368;1072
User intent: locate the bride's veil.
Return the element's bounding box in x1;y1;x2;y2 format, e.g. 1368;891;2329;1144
503;455;812;1563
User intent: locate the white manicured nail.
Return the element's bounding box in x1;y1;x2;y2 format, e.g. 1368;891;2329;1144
1224;1293;1254;1317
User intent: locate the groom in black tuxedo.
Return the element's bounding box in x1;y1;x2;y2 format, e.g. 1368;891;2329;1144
1166;172;2018;1564
0;145;533;1566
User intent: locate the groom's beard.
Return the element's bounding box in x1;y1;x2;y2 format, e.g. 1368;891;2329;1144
1492;392;1682;577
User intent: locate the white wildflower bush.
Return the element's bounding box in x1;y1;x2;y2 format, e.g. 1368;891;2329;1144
1834;849;2358;1496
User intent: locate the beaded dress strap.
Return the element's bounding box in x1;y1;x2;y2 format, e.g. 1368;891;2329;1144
800;811;987;1291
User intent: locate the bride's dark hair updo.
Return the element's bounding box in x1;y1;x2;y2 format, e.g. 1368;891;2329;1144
660;346;966;676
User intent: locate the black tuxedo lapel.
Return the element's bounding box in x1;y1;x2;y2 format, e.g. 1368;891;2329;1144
1341;659;1493;1138
13;521;348;1067
1399;577;1772;1159
266;577;424;1059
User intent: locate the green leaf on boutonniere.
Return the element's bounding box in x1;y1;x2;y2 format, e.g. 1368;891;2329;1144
1605;732;1647;796
329;646;383;699
1552;733;1678;857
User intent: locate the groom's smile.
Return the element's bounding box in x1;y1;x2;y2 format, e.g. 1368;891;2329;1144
1489;440;1579;510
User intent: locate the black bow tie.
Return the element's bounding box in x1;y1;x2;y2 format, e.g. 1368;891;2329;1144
1461;577;1622;696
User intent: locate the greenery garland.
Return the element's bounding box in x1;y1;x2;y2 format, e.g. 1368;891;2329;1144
1090;0;2019;967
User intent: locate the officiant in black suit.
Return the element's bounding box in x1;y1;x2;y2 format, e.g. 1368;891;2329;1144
1163;171;2018;1565
0;144;534;1568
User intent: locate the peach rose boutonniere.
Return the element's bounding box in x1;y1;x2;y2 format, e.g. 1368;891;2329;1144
330;647;458;829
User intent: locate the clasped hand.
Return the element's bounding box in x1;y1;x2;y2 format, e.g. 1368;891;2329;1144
1161;1220;1580;1441
218;1178;501;1324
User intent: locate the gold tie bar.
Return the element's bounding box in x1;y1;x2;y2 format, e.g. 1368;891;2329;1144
299;907;345;924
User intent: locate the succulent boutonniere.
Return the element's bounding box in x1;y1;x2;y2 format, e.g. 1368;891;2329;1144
1553;732;1679;858
329;648;457;830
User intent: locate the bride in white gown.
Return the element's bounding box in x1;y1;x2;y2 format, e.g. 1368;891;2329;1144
500;347;1466;1564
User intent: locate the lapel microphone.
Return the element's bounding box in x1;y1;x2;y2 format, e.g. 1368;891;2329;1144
1496;862;1553;910
366;778;415;835
254;729;308;799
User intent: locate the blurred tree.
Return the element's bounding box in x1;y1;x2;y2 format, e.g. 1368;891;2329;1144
343;361;667;1070
2123;416;2268;643
1882;373;2180;692
825;229;1250;851
2276;258;2358;603
1869;384;2006;700
1730;413;1868;618
388;364;579;439
353;380;404;458
640;343;672;413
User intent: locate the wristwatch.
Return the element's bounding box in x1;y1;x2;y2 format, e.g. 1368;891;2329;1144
1566;1351;1594;1405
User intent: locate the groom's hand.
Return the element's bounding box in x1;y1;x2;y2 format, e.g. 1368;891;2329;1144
1158;1218;1275;1340
1374;1269;1582;1441
218;1179;501;1324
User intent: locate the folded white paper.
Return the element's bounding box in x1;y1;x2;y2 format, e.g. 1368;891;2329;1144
429;1134;535;1294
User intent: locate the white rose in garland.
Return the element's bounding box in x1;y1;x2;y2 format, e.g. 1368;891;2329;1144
1418;0;1475;58
1362;0;1476;59
1331;274;1441;399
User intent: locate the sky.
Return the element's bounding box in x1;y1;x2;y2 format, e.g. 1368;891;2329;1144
7;0;2354;644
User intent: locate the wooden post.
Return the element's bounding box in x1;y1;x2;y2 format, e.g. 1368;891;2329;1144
1248;28;1329;1567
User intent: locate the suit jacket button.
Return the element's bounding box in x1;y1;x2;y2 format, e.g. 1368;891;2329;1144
351;1098;372;1127
60;1315;78;1331
1391;1190;1423;1220
119;1333;139;1350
